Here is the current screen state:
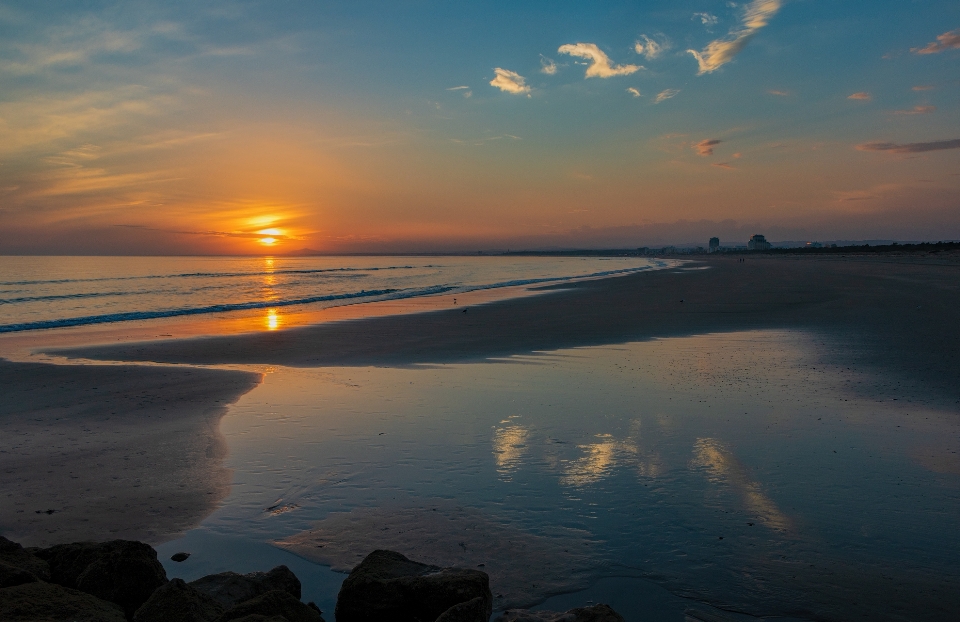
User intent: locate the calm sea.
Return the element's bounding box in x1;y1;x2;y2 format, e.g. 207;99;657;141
0;255;665;333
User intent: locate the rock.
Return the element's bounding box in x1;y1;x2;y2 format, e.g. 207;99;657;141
133;578;225;622
495;603;625;622
222;616;288;622
216;589;323;622
37;540;168;618
0;581;126;621
435;595;489;622
0;536;50;581
172;552;191;562
189;565;301;608
0;561;39;589
335;550;492;622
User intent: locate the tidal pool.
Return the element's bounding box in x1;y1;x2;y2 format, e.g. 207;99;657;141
158;330;960;621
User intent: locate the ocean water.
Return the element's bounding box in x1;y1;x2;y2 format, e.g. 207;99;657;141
0;255;664;333
154;331;960;622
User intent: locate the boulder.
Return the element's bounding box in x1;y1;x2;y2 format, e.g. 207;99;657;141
189;565;301;608
133;578;225;622
37;540;168;618
0;580;126;621
496;604;625;622
0;536;50;582
335;550;492;622
216;589;323;622
435;595;490;622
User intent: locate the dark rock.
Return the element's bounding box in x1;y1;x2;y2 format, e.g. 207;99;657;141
335;550;492;622
0;561;39;589
0;580;126;621
435;595;489;622
172;552;191;562
133;578;225;622
190;565;301;608
222;616;287;622
496;603;625;622
216;589;323;622
37;540;168;618
0;536;50;581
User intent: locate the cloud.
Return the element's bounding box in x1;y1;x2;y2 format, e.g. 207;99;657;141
768;90;789;96
688;0;781;74
856;139;960;153
447;86;469;90
912;85;935;91
557;43;642;78
712;162;736;170
626;87;641;98
540;55;557;75
847;92;871;100
489;68;531;95
912;29;960;55
654;89;680;103
894;105;935;115
634;35;668;60
693;13;719;27
695;139;721;156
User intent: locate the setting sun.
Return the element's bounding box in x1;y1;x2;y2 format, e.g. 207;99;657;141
257;228;283;246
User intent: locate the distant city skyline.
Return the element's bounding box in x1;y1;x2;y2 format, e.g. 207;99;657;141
2;1;959;254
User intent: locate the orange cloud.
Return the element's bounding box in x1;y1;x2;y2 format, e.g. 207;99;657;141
695;139;721;156
911;29;960;54
857;139;960;153
848;92;872;101
893;106;935;115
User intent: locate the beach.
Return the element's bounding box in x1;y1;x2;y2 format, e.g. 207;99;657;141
3;253;960;620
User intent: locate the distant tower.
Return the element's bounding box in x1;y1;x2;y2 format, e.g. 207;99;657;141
747;234;771;251
708;237;720;253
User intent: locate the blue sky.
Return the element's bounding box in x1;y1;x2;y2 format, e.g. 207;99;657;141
1;0;959;253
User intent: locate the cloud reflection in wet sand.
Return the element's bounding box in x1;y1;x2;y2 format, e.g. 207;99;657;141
691;437;792;532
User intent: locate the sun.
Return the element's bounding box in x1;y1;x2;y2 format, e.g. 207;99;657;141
257;228;283;246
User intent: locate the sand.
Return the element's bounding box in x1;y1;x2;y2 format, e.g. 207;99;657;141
0;360;260;546
54;254;960;406
5;253;959;548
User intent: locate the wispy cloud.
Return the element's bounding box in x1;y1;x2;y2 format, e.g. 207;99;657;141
654;89;680;104
489;68;531;95
688;0;781;75
912;85;935;91
557;43;642;78
768;90;789;96
712;162;736;170
634;35;668;60
447;85;472;98
894;105;935;115
847;92;872;101
540;55;557;75
857;139;960;153
695;139;721;156
912;29;960;55
693;13;719;28
626;87;641;98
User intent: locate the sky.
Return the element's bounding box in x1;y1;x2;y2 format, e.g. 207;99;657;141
1;0;959;254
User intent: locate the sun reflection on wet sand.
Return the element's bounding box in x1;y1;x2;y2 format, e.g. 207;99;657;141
265;309;280;331
492;421;529;479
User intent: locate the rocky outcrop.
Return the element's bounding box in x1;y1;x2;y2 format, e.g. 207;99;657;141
216;589;323;622
36;539;169;618
0;536;50;584
434;595;490;622
133;578;226;622
496;604;626;622
190;565;301;608
0;581;127;621
334;550;493;622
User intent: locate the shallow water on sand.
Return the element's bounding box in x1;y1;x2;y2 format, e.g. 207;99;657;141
160;330;960;621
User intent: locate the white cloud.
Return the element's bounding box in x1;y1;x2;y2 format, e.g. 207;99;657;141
688;0;781;74
694;12;719;28
626;87;641;98
557;43;642;78
489;68;531;95
447;86;470;90
655;89;680;103
540;55;558;75
634;35;667;60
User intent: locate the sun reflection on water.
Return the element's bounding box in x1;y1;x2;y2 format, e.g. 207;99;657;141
266;308;280;331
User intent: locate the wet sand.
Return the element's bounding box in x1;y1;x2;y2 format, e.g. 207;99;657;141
56;254;960;406
0;360;260;546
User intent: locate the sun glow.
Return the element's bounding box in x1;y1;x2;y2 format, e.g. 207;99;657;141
257;228;283;246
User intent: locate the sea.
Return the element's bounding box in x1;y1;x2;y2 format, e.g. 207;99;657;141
2;256;959;622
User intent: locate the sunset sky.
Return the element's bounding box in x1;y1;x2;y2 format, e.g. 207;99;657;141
1;0;959;254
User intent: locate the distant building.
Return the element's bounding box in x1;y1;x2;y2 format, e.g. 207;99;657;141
708;237;720;253
747;234;771;251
